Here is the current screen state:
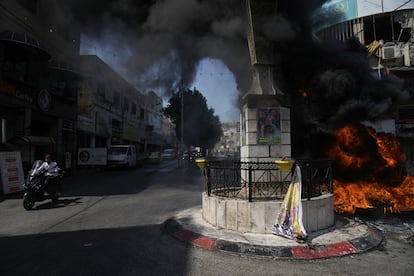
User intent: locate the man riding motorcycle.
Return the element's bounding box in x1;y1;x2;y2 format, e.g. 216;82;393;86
38;154;61;195
23;154;63;210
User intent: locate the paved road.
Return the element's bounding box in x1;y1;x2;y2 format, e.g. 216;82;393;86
0;160;413;275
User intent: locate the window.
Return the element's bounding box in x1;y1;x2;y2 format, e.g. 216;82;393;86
124;98;129;113
113;91;120;108
2;60;28;82
132;103;137;115
97;84;106;100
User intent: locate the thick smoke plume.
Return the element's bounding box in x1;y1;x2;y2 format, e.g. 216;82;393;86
65;0;413;136
262;1;413;133
66;0;251;96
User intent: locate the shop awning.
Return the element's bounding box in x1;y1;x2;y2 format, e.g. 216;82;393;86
0;142;18;151
0;30;51;59
9;136;56;145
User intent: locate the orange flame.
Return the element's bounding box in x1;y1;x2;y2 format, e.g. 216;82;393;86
326;124;414;214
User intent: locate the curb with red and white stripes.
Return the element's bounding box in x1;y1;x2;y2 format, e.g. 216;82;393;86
161;218;383;259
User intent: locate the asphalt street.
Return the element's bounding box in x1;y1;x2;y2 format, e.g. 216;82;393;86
0;160;413;275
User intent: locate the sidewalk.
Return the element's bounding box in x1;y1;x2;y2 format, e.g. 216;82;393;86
162;207;383;259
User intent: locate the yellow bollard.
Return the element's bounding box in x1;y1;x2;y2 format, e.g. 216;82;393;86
195;158;206;170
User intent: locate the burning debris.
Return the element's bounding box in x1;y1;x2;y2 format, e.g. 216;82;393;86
326;124;414;214
260;3;414;215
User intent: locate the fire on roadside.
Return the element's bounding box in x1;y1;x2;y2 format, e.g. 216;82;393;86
326;124;414;214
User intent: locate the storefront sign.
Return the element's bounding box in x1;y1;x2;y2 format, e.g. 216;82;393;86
78;148;107;165
37;89;51;112
0;152;25;194
0;81;33;103
78;115;95;133
62;119;74;131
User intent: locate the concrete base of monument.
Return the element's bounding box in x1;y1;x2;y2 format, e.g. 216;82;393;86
202;192;334;234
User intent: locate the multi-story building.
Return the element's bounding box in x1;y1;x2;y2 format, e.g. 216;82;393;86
0;0;80;171
214;121;240;157
314;0;414;172
143;91;176;152
78;55;176;156
315;1;414;79
0;1;177;179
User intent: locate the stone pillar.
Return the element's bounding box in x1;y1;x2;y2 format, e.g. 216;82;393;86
241;0;291;162
240;95;291;162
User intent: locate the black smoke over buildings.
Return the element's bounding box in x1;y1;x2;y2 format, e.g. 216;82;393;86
65;0;251;96
64;0;413;157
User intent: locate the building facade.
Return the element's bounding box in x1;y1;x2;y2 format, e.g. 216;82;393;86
0;1;176;176
0;0;80;171
78;56;176;158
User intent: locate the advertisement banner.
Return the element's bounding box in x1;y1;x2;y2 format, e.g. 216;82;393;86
357;0;414;18
0;152;25;194
78;148;107;165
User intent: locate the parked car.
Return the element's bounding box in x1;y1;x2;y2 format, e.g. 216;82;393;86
147;151;162;163
182;151;190;160
161;148;175;160
107;145;136;168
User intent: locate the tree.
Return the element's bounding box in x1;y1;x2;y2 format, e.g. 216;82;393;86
164;87;223;151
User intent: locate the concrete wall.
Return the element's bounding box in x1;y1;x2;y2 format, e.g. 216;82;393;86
202;192;334;234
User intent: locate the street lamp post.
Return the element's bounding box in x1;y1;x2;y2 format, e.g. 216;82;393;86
180;89;184;166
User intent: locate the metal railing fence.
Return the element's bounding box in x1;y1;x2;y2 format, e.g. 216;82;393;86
202;159;333;202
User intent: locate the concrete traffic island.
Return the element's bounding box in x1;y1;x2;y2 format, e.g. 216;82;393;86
202;192;334;234
164;159;382;259
162;207;383;259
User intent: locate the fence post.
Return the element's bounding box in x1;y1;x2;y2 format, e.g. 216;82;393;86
306;161;311;200
248;165;252;202
206;165;211;196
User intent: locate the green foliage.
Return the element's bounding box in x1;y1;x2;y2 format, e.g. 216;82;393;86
164;87;223;150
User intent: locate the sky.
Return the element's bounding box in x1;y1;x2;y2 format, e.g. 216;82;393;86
188;58;240;122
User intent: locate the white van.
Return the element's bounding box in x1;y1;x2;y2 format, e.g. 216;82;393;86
107;145;137;168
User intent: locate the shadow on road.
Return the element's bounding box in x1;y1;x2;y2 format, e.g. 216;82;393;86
31;197;83;210
61;161;203;197
0;224;191;275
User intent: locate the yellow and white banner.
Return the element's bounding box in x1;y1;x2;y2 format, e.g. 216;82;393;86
272;164;307;241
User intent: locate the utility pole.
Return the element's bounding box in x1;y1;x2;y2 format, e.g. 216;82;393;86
180;89;184;165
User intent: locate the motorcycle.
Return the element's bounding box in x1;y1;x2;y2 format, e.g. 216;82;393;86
23;160;63;210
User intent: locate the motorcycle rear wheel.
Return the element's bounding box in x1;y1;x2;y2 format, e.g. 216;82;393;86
23;195;35;210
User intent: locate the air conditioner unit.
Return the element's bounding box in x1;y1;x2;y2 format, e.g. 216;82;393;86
382;45;401;59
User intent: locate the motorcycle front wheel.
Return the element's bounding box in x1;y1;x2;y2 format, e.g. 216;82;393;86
23;194;35;210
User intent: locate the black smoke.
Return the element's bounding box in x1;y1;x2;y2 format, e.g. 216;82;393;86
254;1;414;158
65;0;251;96
63;0;413;145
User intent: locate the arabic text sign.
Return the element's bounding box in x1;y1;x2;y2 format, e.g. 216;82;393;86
0;152;25;194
